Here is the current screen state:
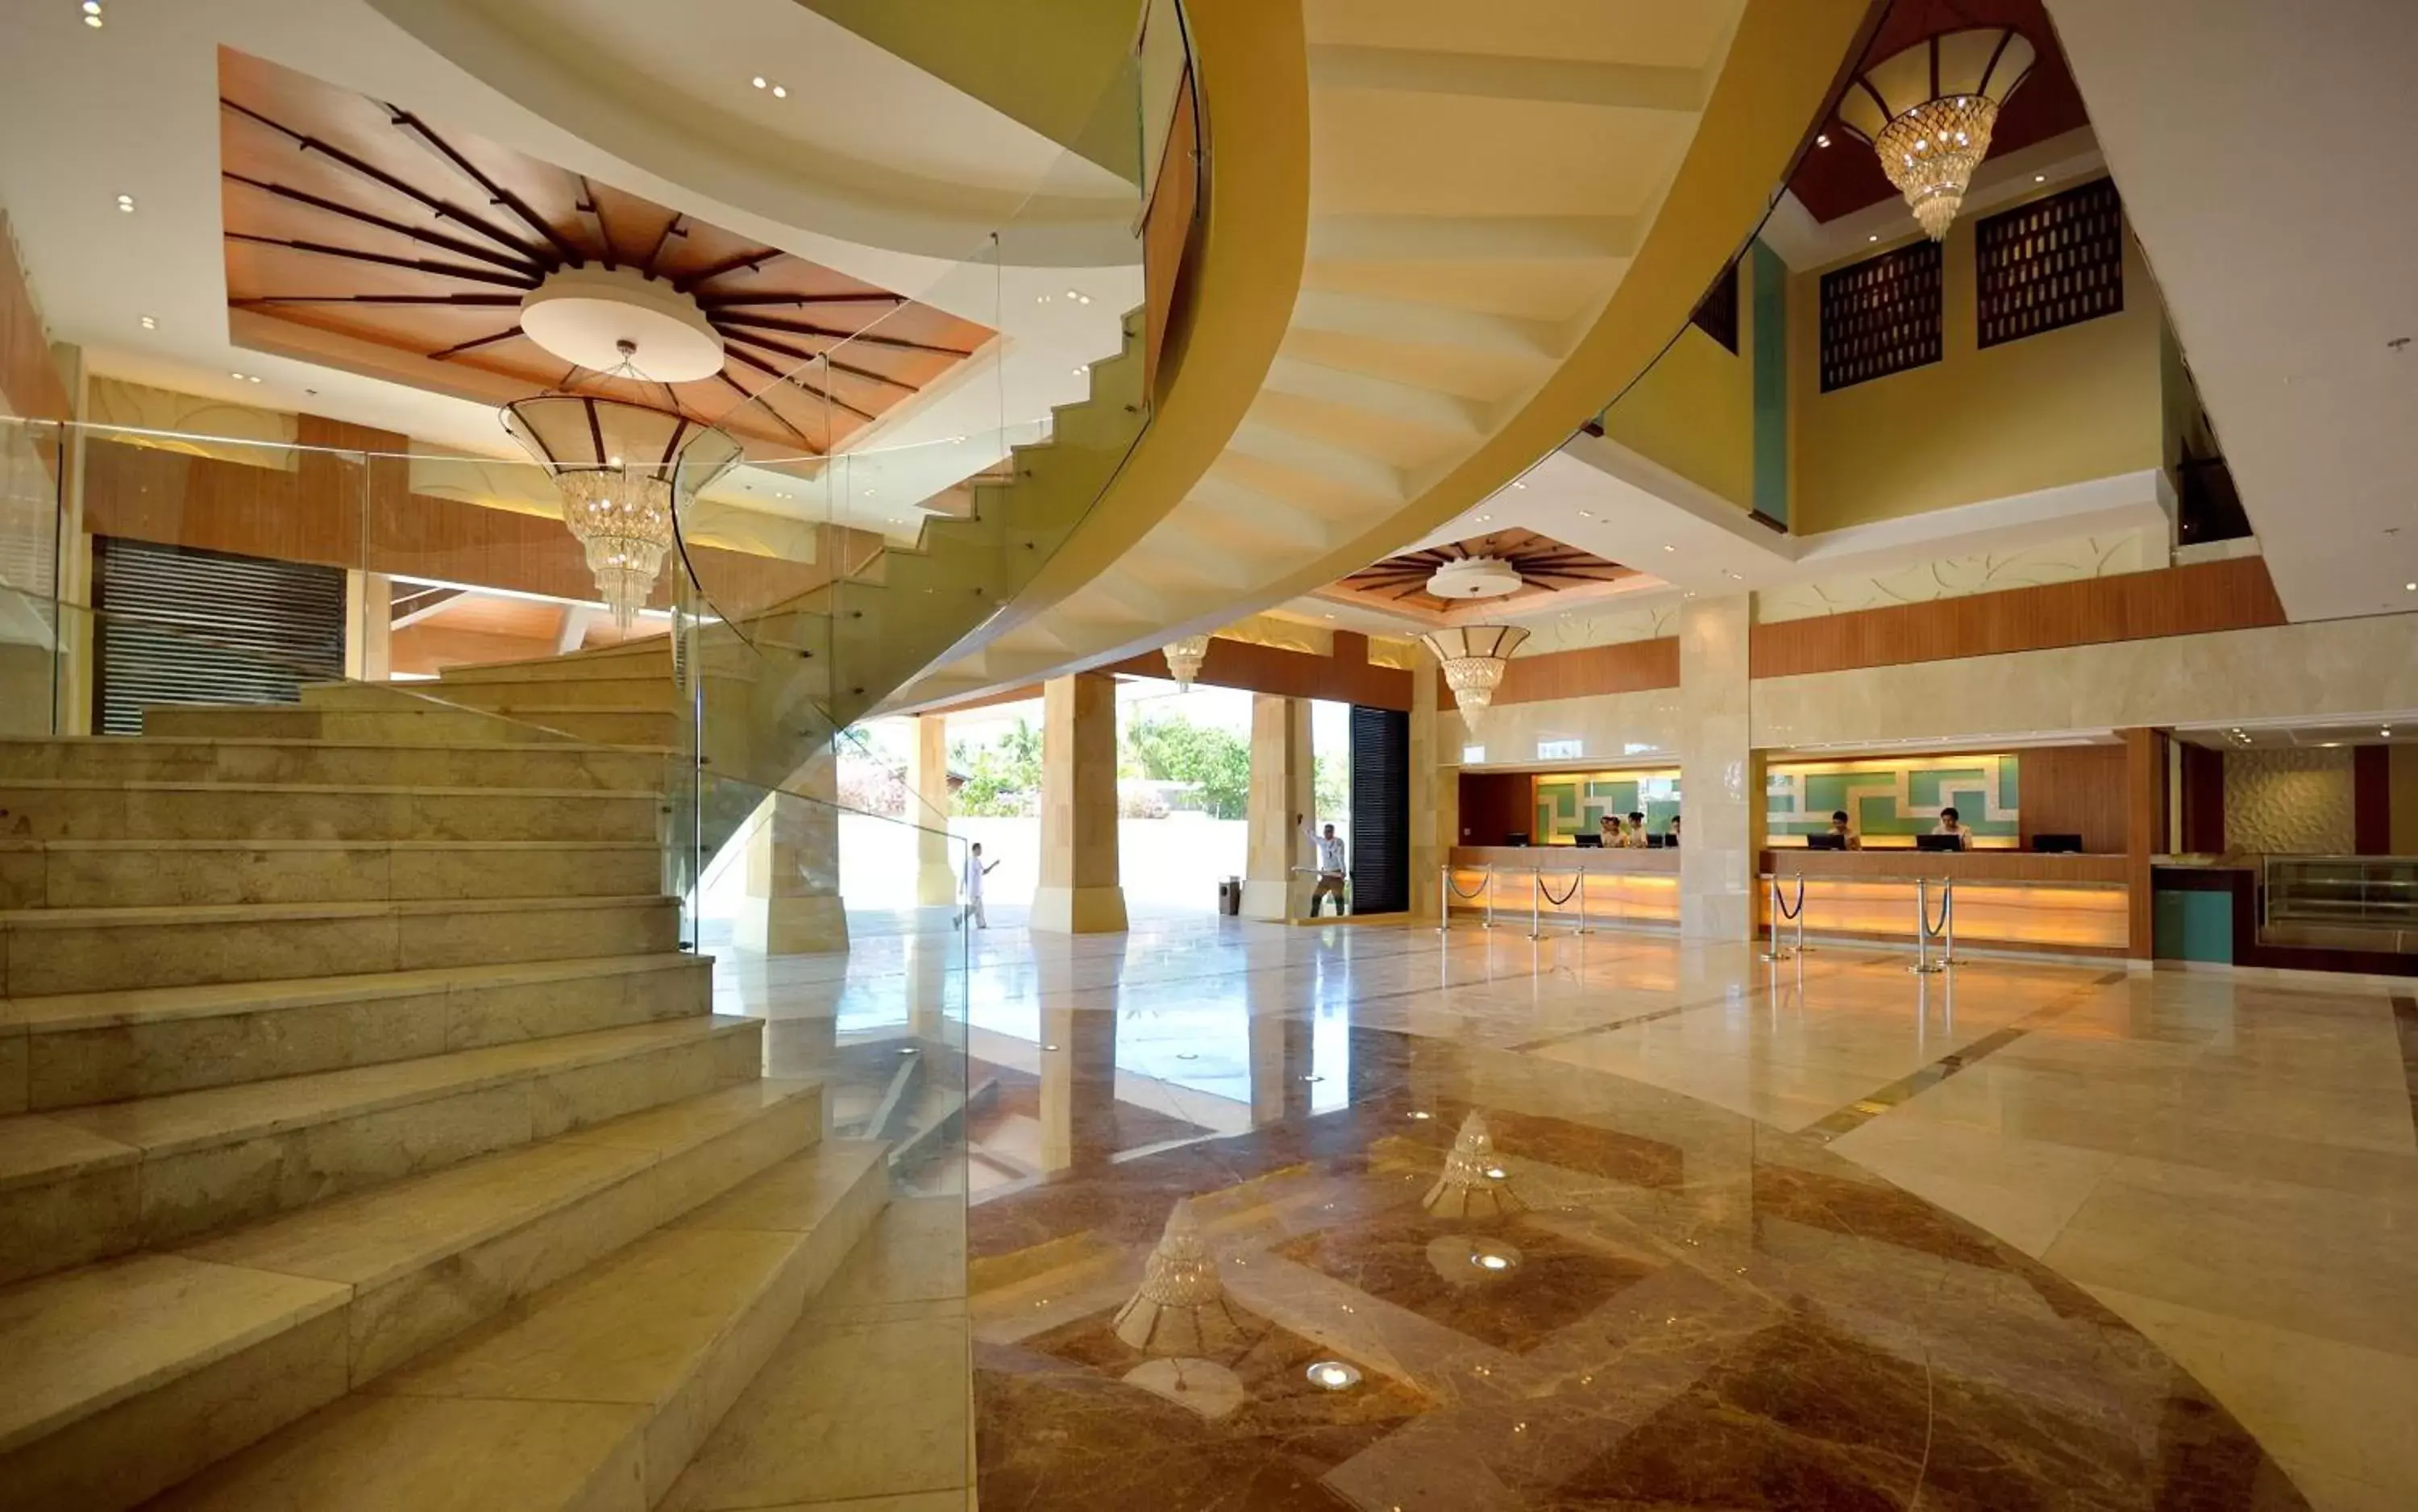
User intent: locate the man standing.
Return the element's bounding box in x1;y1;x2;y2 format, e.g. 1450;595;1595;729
957;841;999;929
1296;812;1348;918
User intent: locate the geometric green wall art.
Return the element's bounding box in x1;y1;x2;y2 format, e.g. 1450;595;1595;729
1535;769;1682;842
1766;754;2020;844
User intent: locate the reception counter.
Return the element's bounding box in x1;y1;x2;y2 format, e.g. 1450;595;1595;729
1447;845;1678;928
1759;847;2129;955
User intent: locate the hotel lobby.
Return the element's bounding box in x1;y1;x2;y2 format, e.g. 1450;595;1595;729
2;0;2415;1508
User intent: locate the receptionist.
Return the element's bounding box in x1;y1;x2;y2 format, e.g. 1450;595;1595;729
1934;807;1970;849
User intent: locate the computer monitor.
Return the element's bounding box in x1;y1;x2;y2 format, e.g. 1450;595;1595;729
2033;833;2084;854
1805;833;1847;851
1644;833;1668;849
1506;832;1531;848
1573;833;1602;849
1915;833;1965;853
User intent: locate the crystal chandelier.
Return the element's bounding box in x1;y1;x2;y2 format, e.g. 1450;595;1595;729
1835;27;2037;241
501;380;742;629
1161;633;1211;691
1418;624;1529;729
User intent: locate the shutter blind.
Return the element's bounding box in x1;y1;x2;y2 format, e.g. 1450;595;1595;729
1348;704;1409;915
93;537;347;734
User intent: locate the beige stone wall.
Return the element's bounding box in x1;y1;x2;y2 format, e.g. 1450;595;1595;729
1448;685;1684;771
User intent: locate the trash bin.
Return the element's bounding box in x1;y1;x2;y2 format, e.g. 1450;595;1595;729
1220;876;1243;916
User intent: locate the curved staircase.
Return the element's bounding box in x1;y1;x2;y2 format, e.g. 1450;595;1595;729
0;696;887;1509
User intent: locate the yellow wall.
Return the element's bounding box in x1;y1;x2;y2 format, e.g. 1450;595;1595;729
1789;187;2168;534
1602;264;1755;509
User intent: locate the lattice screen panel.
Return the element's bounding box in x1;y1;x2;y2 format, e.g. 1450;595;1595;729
1689;259;1740;355
1976;177;2125;347
1818;240;1942;392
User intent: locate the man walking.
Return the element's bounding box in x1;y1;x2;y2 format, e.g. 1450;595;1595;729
1297;812;1348;918
956;841;999;929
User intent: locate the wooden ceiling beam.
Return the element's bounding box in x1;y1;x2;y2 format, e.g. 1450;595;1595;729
222;172;544;276
384;105;587;268
714;310;972;357
226;231;540;289
721;331;880;422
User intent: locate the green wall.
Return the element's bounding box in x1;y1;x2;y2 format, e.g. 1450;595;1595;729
1768;755;2019;841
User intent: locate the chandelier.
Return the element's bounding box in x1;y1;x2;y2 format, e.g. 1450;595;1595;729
501;376;742;629
1418;624;1529;729
1161;633;1211;691
1834;27;2036;240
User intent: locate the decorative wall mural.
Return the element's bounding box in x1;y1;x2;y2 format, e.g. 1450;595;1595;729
1524;602;1677;654
1754;530;2158;625
1533;770;1681;842
1768;755;2018;844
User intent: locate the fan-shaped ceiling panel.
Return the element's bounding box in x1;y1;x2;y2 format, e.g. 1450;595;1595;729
1338;528;1633;614
217;47;991;457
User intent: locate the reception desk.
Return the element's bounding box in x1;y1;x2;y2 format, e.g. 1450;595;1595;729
1447;845;1679;928
1758;848;2129;956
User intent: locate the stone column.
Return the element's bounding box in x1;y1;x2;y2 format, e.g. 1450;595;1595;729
1030;672;1128;933
343;571;391;682
912;713;956;907
1039;968;1121;1171
732;746;850;954
1241;693;1312;920
1678;594;1758;941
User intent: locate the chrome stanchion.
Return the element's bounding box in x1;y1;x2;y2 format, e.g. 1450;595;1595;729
1938;877;1962;966
1437;865;1451;934
1441;865;1495;933
1531;866;1542;940
1761;873;1808;962
1531;869;1585;940
1909;876;1951;974
1483;865;1496;930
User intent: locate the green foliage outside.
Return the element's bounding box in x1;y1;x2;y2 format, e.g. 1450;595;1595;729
1123;713;1250;819
949;718;1042;816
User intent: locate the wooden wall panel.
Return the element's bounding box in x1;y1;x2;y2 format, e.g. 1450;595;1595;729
1098;635;1413;709
2354;743;2393;856
0;211;71;426
2017;745;2127;854
1750;558;2287;679
81;436;827;610
2178;741;2227;854
1444;637;1681;710
2122;727;2166;959
1456;771;1533;846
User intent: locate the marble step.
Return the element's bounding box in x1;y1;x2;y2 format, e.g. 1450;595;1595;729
141;703;584;746
0;892;681;995
0;779;659;843
423;675;680;712
0;1012;765;1286
0;736;666;791
0;1078;825;1512
2;837;664;910
149;1139;889;1512
2;951;711;1111
434;638;674;683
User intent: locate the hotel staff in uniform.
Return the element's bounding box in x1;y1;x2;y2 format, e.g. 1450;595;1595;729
1830;810;1860;849
1598;813;1624;846
1933;807;1970;849
1624;812;1647;848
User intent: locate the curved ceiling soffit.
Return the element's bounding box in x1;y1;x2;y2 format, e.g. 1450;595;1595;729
360;0;1140;270
894;0;1316;680
933;0;1872;693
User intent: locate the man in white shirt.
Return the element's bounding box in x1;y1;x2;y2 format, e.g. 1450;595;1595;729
956;841;999;929
1297;812;1347;917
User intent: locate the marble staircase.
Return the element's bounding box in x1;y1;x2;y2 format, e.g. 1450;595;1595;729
0;694;890;1509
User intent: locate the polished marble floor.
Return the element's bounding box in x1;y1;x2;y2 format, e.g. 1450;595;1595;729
712;914;2418;1510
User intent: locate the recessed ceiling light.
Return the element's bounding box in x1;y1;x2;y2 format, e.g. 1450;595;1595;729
1065;289;1082;301
82;2;103;26
1868;233;1880;243
1512;481;1527;490
1473;513;1489;522
751;76;766;89
2406;582;2416;592
1306;1360;1361;1391
771;85;787;98
138;314;156;330
1817;133;1831;148
230;370;244;380
247;374;262;384
1577;509;1593;518
1661;544;1676;553
2034;174;2047;184
114;194;135;212
1723;570;1743;580
1071;367;1084;376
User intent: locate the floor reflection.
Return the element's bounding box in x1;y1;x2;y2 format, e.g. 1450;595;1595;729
711;912;2418;1507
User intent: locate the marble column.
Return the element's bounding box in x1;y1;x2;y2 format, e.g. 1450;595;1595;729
1408;646;1450;920
1242;693;1313;920
912;713;956;907
1030;672;1128;933
732;745;850;954
1678;595;1759;941
343;571;391;682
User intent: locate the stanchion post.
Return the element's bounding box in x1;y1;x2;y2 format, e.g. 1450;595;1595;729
1530;866;1543;940
1793;874;1809;957
1760;874;1793;962
1909;875;1946;974
1482;866;1495;930
1437;865;1450;935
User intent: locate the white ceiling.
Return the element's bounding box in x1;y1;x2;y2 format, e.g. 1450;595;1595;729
2045;0;2418;622
0;0;1136;541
